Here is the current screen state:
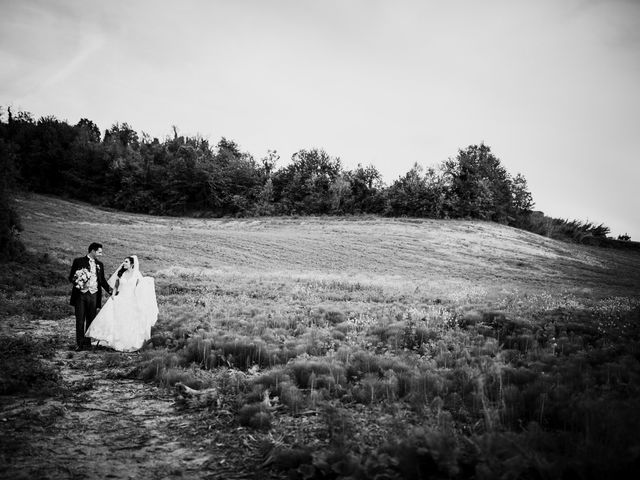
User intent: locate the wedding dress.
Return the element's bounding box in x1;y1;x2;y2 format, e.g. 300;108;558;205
86;255;158;352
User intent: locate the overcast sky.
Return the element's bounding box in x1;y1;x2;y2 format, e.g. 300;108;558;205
1;0;639;239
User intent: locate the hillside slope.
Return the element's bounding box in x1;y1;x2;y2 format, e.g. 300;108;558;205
16;193;640;299
4;193;640;480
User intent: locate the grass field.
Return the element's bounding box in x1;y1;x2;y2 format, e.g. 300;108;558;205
3;193;640;479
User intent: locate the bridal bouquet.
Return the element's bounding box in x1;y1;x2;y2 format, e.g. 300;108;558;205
74;268;91;290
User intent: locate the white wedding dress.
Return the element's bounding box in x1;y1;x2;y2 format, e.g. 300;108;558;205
86;255;158;352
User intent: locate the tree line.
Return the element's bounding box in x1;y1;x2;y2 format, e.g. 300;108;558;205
1;107;618;259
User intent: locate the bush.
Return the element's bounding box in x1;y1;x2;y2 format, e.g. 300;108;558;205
0;336;62;395
238;403;272;430
0;252;69;320
0;139;24;262
521;213;611;243
286;358;346;390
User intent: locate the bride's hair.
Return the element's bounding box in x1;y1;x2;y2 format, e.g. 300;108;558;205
117;256;135;277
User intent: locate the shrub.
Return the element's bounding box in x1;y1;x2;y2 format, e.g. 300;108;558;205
161;367;216;389
0;139;24;262
0;336;61;395
352;371;400;404
238;403;272;430
0;253;69;320
135;350;184;382
278;381;305;413
521;214;611;244
344;350;410;380
382;427;461;480
252;368;291;390
286;358;346;390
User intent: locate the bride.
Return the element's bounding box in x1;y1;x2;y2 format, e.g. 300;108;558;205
86;255;158;352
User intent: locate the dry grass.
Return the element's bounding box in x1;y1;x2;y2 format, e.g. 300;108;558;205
15;193;639;300
10;193;640;479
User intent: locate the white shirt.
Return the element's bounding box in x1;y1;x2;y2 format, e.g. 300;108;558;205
85;256;99;294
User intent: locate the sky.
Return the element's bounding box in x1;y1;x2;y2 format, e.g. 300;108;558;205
1;0;639;239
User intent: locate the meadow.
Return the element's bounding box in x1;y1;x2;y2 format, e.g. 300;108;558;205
2;193;640;479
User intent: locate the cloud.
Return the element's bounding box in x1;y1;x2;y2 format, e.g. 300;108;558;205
37;32;106;93
0;0;638;238
0;0;110;103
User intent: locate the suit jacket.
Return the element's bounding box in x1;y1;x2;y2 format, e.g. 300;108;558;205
69;256;112;306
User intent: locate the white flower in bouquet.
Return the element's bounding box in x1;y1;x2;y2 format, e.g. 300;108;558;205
74;268;91;289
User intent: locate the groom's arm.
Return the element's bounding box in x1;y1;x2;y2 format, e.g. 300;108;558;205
68;258;80;284
97;262;113;295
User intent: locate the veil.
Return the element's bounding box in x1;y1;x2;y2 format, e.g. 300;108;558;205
108;255;142;288
107;263;122;290
107;255;158;328
131;255;159;329
130;254;140;275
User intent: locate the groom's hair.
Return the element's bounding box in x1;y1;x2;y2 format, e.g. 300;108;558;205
88;242;103;253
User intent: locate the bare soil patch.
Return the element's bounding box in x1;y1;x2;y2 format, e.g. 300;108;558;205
0;318;270;480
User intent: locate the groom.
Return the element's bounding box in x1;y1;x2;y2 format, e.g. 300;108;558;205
69;242;113;350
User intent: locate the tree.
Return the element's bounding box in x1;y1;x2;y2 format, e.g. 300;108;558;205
216;137;242;165
441;144;527;223
260;150;279;177
104;123;139;149
0;139;24;260
26;115;77;193
256;178;276;215
510;173;534;220
65;118;109;200
220;153;263;215
329;175;353;213
75;118;101;143
272;149;343;214
385;164;445;217
346;164;386;214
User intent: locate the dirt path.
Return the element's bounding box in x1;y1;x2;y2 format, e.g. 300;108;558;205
0;318;264;480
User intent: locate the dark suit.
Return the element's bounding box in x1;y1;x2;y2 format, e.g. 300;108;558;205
69;256;112;347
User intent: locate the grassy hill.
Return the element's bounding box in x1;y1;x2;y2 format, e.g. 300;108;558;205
15;193;640;298
4;193;640;479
